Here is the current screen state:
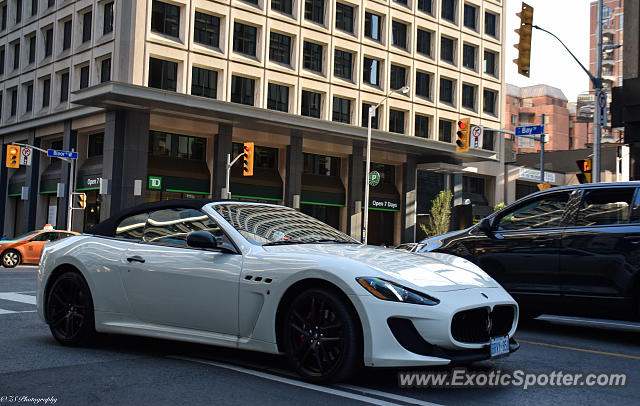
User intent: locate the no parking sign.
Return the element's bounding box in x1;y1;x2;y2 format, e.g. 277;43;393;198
20;147;32;166
470;126;483;149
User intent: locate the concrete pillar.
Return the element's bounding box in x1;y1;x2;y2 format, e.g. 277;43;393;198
285;133;303;209
101;110;150;220
212;123;232;199
0;137;8;236
401;155;417;243
57;120;77;228
347;141;364;241
22;131;40;233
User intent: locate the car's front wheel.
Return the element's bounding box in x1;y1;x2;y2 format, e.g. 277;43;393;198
1;250;21;268
46;271;97;346
282;288;361;383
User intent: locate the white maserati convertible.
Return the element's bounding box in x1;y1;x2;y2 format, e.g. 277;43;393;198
37;200;519;382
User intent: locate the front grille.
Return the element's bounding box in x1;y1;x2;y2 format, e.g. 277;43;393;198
451;305;516;344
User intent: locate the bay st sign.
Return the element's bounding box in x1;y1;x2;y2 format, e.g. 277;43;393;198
47;149;78;159
515;125;545;137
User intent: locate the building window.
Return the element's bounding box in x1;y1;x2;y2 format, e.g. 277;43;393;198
335;3;353;33
230;75;255;106
25;83;32;112
177;135;206;160
269;32;291;65
82;11;92;43
483;50;496;76
267;83;289;112
233;23;257;57
12;42;19;70
100;58;111;82
104;2;113;35
44;28;52;57
303;153;340;176
389;109;404;134
334;49;352;80
15;0;21;23
0;47;3;74
439;77;453;104
149;131;171;156
362;103;378;129
441;36;454;64
60;71;69;102
42;77;50;107
272;0;292;15
194;12;220;48
191;66;217;99
391;21;407;49
301;90;321;118
390;64;405;90
47;0;53;8
418;0;432;14
441;0;455;23
439;119;452;142
332;96;350;123
88;133;104;157
463;4;476;30
10;87;17;116
511;114;516;125
303;41;323;73
1;5;6;30
415;114;429;138
28;35;35;64
483;89;496;114
461;84;474;109
416;71;430;99
394;0;407;6
363;57;380;86
483;130;494;151
63;19;72;50
151;1;180;38
485;12;497;37
462;43;476;70
364;12;381;41
416;29;431;56
80;65;89;89
148;57;177;91
304;0;324;24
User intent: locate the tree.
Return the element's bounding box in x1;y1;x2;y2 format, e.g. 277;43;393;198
420;190;453;237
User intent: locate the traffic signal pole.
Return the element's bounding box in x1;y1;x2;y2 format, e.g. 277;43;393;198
593;0;603;183
224;152;246;199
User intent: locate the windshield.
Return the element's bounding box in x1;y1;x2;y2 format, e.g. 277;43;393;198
8;231;39;241
212;203;358;245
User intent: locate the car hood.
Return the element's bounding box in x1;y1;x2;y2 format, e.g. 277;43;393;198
263;243;499;292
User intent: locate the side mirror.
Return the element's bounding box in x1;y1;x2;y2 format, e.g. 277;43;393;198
477;218;494;237
186;231;218;249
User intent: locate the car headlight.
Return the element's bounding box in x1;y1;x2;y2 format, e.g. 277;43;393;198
356;277;439;305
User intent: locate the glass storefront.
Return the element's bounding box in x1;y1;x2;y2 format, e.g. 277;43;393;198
361;162;400;246
300;153;345;230
230;143;282;202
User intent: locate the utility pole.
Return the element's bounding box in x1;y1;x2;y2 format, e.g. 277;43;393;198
593;0;603;183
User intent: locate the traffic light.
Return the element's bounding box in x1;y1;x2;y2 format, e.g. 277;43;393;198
456;118;470;152
242;142;254;176
6;145;20;168
74;193;87;209
576;159;592;183
514;2;534;78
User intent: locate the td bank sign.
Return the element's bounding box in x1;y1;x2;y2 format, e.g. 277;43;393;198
148;176;162;190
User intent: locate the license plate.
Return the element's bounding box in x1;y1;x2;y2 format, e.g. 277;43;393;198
490;335;510;357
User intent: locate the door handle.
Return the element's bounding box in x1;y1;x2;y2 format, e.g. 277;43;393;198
534;238;555;246
127;256;145;263
624;236;640;245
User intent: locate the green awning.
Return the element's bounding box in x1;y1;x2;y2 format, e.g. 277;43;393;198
301;174;345;206
230;165;283;202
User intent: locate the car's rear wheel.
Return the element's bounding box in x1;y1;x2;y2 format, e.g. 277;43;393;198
46;271;97;346
282;288;361;383
1;250;21;268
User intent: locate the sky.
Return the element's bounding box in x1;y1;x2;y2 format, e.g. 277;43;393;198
505;0;594;102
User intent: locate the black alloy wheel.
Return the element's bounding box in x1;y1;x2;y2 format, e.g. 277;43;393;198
282;288;361;383
46;272;97;346
2;250;21;268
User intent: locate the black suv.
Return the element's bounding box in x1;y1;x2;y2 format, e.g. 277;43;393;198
417;182;640;320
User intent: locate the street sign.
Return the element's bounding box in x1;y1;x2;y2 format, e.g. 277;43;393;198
470;125;483;149
369;171;380;186
20;147;32;166
597;90;607;126
47;149;78;159
515;125;545;136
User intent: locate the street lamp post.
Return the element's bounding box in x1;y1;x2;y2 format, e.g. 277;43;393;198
363;86;409;245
